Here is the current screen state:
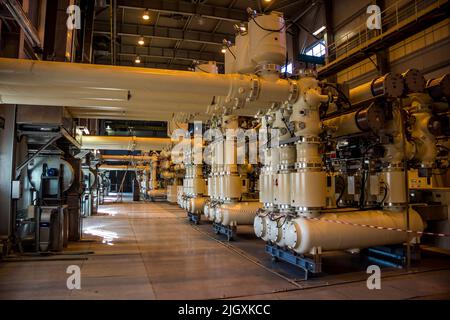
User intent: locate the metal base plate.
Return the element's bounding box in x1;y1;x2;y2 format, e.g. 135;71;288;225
187;212;201;225
366;245;421;268
265;244;322;280
213;222;236;241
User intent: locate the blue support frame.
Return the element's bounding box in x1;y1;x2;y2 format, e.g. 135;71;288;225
213;222;236;241
187;212;201;225
366;245;421;268
265;244;322;280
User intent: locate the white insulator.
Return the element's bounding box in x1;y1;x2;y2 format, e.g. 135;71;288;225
190;197;207;214
265;172;275;204
248;12;286;67
209;205;217;221
279;145;296;165
284;209;424;254
263;148;271;166
271;148;280;167
224;138;237;165
204;202;210;218
214;175;220;199
216;202;263;226
186;198;193;212
291;171;326;208
207;177;213;197
274;172;291;206
296;143;321;165
222;174;242;199
382;169;407;205
235;33;255;74
224;45;237;74
214;205;223;224
259;171;272;203
192;177;206;195
166;185;178;203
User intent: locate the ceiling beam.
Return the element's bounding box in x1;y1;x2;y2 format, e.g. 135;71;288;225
94;44;224;64
94;21;232;46
111;44;223;60
93;57;192;70
115;0;247;23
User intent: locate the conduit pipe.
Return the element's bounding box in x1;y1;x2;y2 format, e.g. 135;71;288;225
100;155;155;162
215;202;262;226
284;209;424;254
98;164;149;171
0;58;297;106
349;73;404;104
0;94;211;113
0;83;215;103
81;135;171;151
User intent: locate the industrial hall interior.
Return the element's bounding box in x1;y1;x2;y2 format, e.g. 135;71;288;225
1;0;450;301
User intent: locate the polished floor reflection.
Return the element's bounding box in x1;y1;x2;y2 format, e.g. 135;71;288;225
1;197;450;300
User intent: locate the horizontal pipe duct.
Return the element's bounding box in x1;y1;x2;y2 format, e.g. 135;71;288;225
0;58;233;96
100;154;156;162
81;135;171;151
0;84;213;105
0;58;293;120
98;164;149;171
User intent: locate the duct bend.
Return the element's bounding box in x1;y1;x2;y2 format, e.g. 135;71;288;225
215;202;263;226
189;196;207;215
284;209;424;254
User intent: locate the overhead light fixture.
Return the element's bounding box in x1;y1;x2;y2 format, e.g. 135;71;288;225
197;15;204;26
239;23;247;32
264;0;272;2
138;36;145;45
313;25;326;36
142;10;150;21
135;55;141;64
221;46;227;54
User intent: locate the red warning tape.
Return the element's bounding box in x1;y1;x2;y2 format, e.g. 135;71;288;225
301;216;450;238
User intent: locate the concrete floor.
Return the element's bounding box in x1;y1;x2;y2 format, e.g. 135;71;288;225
1;197;450;300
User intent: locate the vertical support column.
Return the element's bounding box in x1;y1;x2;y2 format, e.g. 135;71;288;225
324;0;335;79
0;105;17;249
18;0;30;59
375;0;390;75
81;0;95;63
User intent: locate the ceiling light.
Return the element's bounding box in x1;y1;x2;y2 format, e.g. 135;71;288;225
135;55;141;64
138;36;145;45
221;46;227;54
197;15;204;26
264;0;272;2
142;10;150;20
313;25;326;36
239;23;247;32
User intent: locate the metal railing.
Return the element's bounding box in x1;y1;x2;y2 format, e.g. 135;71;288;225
323;0;446;66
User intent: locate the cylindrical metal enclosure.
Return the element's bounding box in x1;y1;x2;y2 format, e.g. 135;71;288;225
284;209;424;254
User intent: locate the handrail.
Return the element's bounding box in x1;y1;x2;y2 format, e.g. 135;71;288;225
323;0;446;64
